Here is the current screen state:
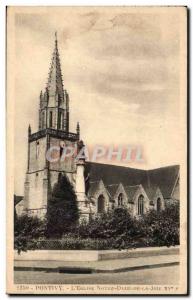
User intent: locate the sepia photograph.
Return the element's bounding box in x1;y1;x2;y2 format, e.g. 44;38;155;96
6;6;187;295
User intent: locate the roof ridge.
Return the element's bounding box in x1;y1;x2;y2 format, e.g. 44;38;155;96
147;165;180;172
86;161;146;171
87;161;180;172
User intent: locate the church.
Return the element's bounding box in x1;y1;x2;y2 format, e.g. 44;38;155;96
15;35;180;220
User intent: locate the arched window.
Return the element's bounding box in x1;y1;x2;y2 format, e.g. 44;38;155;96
41;111;45;129
49;111;53;128
58;111;63;129
138;194;144;215
97;195;105;213
118;193;124;206
157;197;162;212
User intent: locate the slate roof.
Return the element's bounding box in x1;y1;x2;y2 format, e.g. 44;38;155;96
85;162;147;187
147;165;179;198
86;162;179;199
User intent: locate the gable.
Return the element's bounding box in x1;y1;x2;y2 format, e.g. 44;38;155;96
171;177;180;200
124;185;140;203
88;181;100;198
144;186;158;199
88;180;110;201
106;184;119;198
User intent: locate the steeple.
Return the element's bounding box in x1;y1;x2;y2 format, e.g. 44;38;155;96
39;33;70;132
47;31;64;99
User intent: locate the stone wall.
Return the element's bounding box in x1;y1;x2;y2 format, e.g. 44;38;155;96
29;137;47;173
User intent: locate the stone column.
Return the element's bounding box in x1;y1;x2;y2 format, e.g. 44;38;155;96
75;158;86;204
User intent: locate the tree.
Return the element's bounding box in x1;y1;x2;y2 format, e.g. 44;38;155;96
46;174;79;238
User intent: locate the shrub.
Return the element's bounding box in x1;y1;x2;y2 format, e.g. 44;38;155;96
141;204;180;247
75;205;179;249
27;236;113;250
14;214;46;254
15;203;179;252
77;208;137;240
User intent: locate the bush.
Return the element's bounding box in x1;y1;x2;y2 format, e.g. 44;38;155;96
77;208;137;239
75;205;179;249
141;204;180;247
14;214;46;254
15;203;179;252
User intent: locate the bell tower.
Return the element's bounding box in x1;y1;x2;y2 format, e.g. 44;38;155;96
23;33;80;218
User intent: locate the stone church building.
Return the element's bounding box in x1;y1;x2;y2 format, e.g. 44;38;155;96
15;35;180;220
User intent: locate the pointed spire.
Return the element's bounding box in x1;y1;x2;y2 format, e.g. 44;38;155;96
46;32;64;97
76;122;80;139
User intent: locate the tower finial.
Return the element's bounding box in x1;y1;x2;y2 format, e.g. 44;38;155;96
28;124;31;136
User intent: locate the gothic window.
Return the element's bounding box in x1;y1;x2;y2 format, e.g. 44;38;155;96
138;194;144;215
118;193;124;206
97;195;105;213
41;111;44;129
60;141;65;158
60;146;63;157
58;111;62;129
157;197;161;212
49;111;53;128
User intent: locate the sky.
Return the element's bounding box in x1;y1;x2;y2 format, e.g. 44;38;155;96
9;7;186;195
